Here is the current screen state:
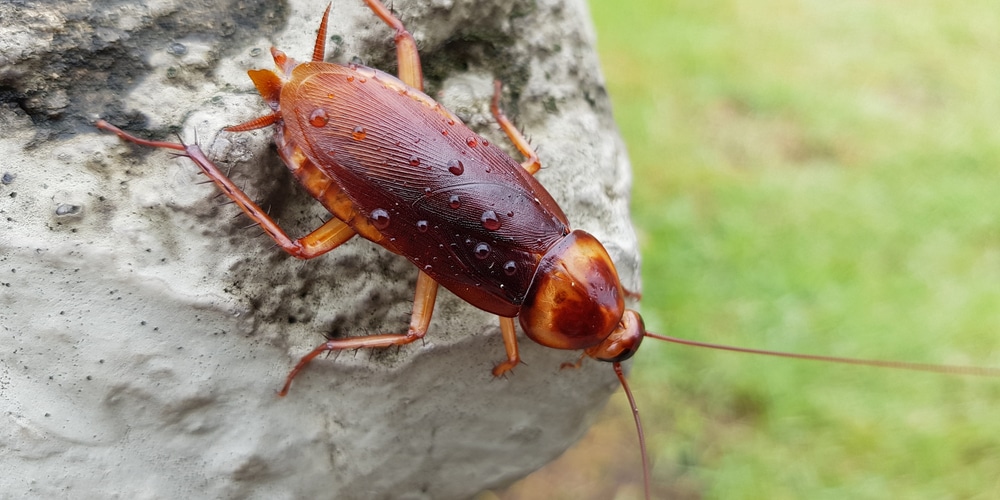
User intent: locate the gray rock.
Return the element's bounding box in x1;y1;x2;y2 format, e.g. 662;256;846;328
0;0;639;498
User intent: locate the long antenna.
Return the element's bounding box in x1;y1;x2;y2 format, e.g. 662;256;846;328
614;362;651;500
646;332;1000;376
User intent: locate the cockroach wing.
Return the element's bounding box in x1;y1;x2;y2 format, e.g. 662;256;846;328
279;63;571;317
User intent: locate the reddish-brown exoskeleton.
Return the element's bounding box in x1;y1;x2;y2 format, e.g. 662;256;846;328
96;1;1000;498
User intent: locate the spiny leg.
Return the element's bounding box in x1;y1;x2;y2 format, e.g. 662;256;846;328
491;81;541;175
491;316;522;377
363;0;424;91
280;270;440;395
96;120;357;259
224;112;280;133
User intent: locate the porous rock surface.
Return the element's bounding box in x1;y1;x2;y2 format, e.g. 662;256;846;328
0;0;639;498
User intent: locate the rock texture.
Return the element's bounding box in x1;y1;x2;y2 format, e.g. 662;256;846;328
0;0;638;498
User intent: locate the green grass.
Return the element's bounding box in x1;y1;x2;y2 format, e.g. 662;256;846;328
590;0;1000;498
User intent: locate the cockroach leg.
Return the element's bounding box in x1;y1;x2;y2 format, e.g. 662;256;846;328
492;316;522;377
293;218;357;256
95;120;357;259
623;287;643;300
363;0;423;91
96;119;187;152
224;112;280;133
280;271;440;395
559;353;587;370
491;81;541;175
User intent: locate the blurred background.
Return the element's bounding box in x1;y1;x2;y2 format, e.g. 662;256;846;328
499;0;1000;498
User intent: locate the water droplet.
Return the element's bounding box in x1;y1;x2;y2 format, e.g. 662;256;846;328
358;77;367;83
370;208;390;229
503;260;517;275
348;62;358;70
447;159;464;175
327;93;335;99
423;187;432;194
441;129;448;136
474;242;491;259
466;137;478;147
447;118;456;126
309;109;329;127
448;195;461;209
482;139;490;146
416;220;429;232
409;155;421;167
352;126;366;140
347;75;355;82
507;211;514;217
250;47;263;57
424;264;433;271
481;210;501;231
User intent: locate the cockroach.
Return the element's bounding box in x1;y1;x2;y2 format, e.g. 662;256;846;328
96;1;1000;497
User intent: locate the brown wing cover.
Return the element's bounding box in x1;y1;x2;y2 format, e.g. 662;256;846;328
279;62;570;317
